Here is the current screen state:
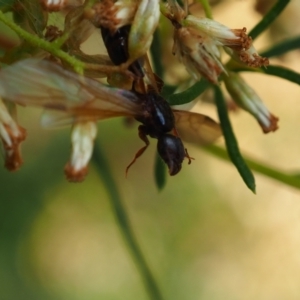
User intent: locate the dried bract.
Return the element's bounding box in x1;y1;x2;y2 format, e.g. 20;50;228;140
91;0;137;33
64;6;95;50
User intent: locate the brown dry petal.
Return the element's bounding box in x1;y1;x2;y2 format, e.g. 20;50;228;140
239;51;269;68
230;28;252;50
92;0;119;33
1;125;26;171
173;27;224;84
44;25;63;42
64;162;88;182
260;114;279;134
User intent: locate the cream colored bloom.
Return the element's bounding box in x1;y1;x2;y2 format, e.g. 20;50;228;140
91;0;159;62
0;100;26;171
224;72;278;133
64;121;97;182
172;21;225;83
163;2;269;83
128;0;160;61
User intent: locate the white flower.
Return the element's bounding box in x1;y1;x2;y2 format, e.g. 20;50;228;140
163;2;269;83
128;0;160;61
172;21;225;83
64;121;97;182
0;100;26;171
184;16;269;68
224;72;278;133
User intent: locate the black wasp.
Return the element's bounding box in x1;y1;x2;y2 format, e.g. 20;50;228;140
99;23;221;175
0;28;221;178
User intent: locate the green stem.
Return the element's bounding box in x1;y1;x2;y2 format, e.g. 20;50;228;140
260;36;300;58
197;0;213;19
92;142;164;300
204;144;300;190
249;0;290;40
0;11;85;74
214;86;256;193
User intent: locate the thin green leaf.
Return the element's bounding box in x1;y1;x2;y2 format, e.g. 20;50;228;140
204;144;300;190
260;36;300;58
228;64;300;86
0;0;15;10
196;0;213;19
214;85;256;193
161;84;177;98
93;142;164;300
261;65;300;85
249;0;290;40
23;0;48;37
167;79;210;106
154;153;167;191
150;29;164;79
0;11;85;74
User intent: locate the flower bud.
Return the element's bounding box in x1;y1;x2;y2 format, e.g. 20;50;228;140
64;121;97;182
224;72;278;133
128;0;160;61
0;100;26;171
164;2;268;82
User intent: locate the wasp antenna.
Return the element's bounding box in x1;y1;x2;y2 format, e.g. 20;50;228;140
184;148;194;165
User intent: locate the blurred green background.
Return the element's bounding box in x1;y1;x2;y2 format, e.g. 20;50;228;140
1;0;300;299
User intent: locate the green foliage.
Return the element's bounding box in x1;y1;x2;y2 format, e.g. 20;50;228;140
213;85;256;193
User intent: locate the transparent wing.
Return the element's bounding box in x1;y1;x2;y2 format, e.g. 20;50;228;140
0;59;144;125
173;110;222;144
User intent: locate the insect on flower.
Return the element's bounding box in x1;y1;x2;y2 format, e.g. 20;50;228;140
0;0;222;180
97;15;222;176
0;58;221;180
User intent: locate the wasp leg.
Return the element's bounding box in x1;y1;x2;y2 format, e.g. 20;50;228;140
126;125;150;176
184;148;194;165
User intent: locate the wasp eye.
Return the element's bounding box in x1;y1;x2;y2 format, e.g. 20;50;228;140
157;134;185;176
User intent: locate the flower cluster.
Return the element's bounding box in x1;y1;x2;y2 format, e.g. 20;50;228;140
161;0;277;133
0;0;289;183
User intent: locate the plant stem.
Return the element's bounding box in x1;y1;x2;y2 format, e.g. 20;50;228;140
214;86;256;193
92;142;164;300
249;0;290;40
204;144;300;190
197;0;213;19
0;11;85;74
